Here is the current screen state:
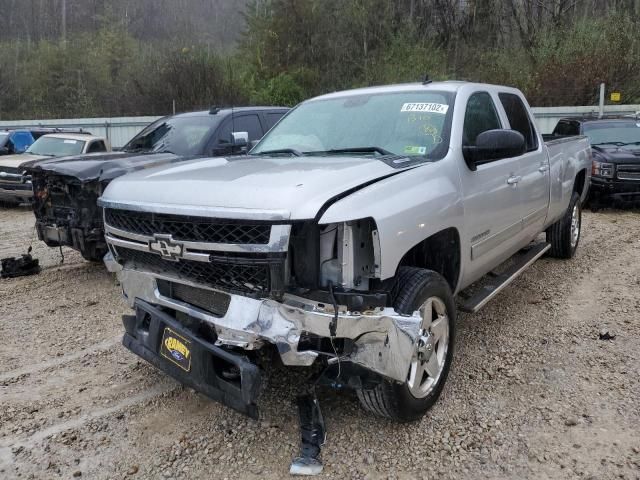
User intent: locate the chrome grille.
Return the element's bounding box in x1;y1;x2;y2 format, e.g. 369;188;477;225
617;164;640;181
116;247;281;297
156;279;231;317
105;209;271;244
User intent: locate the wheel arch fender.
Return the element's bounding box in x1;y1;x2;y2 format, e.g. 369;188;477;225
317;163;465;283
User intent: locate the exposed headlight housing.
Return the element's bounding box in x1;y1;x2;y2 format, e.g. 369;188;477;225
319;218;380;291
592;160;614;178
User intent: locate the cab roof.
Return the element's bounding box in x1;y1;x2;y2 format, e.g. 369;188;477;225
42;133;106;142
307;81;523;103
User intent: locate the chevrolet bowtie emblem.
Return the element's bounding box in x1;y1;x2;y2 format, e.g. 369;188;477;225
149;234;183;260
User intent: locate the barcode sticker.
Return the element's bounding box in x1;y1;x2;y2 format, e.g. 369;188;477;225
401;103;449;114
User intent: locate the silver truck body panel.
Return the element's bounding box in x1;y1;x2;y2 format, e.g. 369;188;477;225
99;155;411;220
101;81;592;381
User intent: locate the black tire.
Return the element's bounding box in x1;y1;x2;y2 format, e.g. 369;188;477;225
356;267;456;422
546;191;581;259
80;243;108;262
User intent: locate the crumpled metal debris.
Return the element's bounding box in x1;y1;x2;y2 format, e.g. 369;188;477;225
1;250;41;278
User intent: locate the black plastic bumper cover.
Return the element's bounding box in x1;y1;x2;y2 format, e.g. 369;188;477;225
590;177;640;203
122;299;262;418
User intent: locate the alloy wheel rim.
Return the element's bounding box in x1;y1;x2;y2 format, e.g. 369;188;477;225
570;204;581;248
407;296;450;399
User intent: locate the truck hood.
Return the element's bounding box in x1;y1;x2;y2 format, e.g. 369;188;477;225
592;145;640;164
0;153;48;169
24;151;198;182
100;155;414;220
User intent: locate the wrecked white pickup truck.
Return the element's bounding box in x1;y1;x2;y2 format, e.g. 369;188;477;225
100;82;590;463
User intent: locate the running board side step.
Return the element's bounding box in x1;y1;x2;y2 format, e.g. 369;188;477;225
460;242;551;314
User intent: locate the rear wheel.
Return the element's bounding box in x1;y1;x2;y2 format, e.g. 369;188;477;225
356;267;456;422
546;191;581;259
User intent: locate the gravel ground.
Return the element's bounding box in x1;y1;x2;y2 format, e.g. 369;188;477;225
1;205;639;480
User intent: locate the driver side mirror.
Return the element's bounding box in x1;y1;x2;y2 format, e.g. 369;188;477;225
463;129;526;171
231;131;249;148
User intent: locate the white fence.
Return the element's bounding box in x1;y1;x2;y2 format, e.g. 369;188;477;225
1;105;639;148
531;104;640;133
0;116;161;148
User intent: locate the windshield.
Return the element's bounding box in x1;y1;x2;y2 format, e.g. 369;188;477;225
252;90;455;160
123;115;220;155
26;137;86;156
584;122;640;146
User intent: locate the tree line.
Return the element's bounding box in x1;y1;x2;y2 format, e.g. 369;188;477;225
1;0;639;120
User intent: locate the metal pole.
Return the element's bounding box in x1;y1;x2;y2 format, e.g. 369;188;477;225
598;83;605;119
61;0;67;44
172;100;176;115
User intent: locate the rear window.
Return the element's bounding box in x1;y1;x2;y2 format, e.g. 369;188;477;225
498;93;538;151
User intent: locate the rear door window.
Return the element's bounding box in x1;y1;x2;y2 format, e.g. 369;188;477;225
498;93;539;151
462;92;502;146
265;112;286;130
233;114;264;142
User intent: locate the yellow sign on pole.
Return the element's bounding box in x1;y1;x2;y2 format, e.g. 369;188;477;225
611;92;621;102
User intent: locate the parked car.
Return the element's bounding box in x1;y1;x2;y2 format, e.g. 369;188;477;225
99;82;591;426
26;107;289;261
0;127;87;156
552;116;640;208
0;132;109;205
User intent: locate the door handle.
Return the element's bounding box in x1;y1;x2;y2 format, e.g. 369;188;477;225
507;175;522;185
538;165;550;173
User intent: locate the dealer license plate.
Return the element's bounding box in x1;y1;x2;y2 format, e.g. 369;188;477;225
160;327;192;372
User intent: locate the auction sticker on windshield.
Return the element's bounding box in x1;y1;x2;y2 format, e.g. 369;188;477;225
160;327;192;372
401;103;449;114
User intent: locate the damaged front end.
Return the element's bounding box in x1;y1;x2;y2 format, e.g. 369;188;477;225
31;172;108;261
102;206;422;417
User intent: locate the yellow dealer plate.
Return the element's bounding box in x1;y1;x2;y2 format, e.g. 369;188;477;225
160;327;192;372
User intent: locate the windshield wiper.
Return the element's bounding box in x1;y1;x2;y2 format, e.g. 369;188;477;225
312;146;396;156
253;148;303;157
592;142;627;147
123;147;152;153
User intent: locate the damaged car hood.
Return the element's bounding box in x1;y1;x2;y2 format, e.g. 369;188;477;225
99;155;417;220
592;145;640;164
24;151;199;182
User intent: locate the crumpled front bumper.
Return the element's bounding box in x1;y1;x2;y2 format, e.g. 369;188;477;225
105;253;422;384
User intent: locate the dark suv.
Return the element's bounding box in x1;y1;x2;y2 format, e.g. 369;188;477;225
26;107;289;261
552;116;640;208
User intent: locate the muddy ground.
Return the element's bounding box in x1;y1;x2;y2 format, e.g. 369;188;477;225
0;205;639;480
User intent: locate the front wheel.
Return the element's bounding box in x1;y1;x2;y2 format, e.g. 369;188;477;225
356;267;456;422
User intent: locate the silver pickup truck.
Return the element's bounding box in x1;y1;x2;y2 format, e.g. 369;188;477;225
100;82;591;425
